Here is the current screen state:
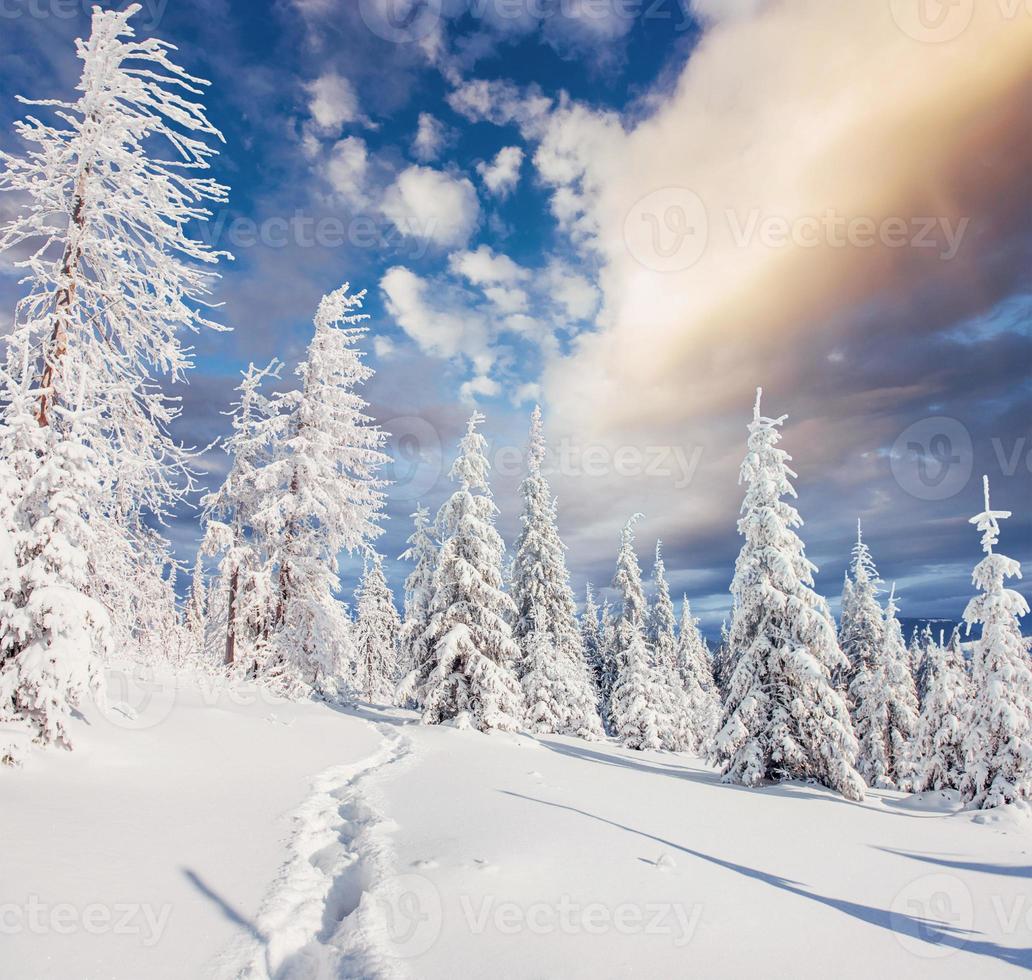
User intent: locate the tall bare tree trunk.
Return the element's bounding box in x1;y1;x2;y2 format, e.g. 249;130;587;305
224;566;239;666
37;162;91;427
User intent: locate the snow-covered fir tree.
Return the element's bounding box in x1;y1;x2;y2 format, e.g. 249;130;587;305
849;584;920;790
712;618;734;697
253;284;387;693
200;360;282;669
913;630;940;707
960;476;1032;809
581;584;603;687
610;628;663;751
421;412;524;732
713;389;864;800
0;383;110;758
509;407;600;736
609;516;673;749
649;542;678;669
675;597;721;750
395;504;438;707
594;598;620;732
914;626;969;792
184;553;208;660
839;521;883;687
353;551;401;704
0;6;229;748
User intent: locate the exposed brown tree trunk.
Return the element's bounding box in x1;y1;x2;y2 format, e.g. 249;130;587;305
224;566;239;666
37;162;91;427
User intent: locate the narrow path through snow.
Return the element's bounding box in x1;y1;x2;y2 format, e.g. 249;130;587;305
215;721;415;980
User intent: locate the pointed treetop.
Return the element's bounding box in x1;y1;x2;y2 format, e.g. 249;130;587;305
527;404;546;477
857;518;863;546
886;582;900;618
749;386;789;432
655;539;664;565
314;282;368;333
970;474;1011;555
621;513;645;546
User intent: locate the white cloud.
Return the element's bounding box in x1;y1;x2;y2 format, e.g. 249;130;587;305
545;261;599;321
447;79;552;132
412;112;448;162
324;136;369;205
382;166;480;248
305;72;362;134
373;335;397;359
448;244;529;286
380;266;489;365
476;145;524;198
512;382;541;406
460;374;501;402
483;285;529;315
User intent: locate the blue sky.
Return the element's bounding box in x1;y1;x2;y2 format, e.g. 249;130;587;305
0;0;1029;637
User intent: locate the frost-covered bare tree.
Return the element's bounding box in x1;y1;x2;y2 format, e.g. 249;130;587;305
0;6;229;752
200;360;281;669
713;390;864;800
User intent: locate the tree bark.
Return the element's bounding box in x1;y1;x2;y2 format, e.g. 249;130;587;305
37;162;91;427
224;566;239;666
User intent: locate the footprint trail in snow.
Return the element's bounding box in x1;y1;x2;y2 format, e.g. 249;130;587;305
216;722;430;980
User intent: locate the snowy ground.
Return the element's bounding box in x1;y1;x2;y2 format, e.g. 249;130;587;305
2;668;1031;979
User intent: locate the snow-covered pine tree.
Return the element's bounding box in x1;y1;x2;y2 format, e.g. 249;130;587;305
850;584;920;789
610;628;663;751
645;541;696;751
914;626;969;792
253;284;388;694
509;406;600;736
0;6;230;746
713;389;864;800
421;412;523;732
395;504;438;707
960;476;1032;809
907;627;924;683
609;516;672;749
649;542;678;669
581;583;602;685
675;597;720;750
839;521;883;685
0;377;111;758
353;550;401;704
184;552;208;660
913;630;940;707
201;360;282;669
595;598;620;732
712;617;734;697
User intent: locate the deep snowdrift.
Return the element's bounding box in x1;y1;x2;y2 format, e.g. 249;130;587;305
2;668;1030;979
